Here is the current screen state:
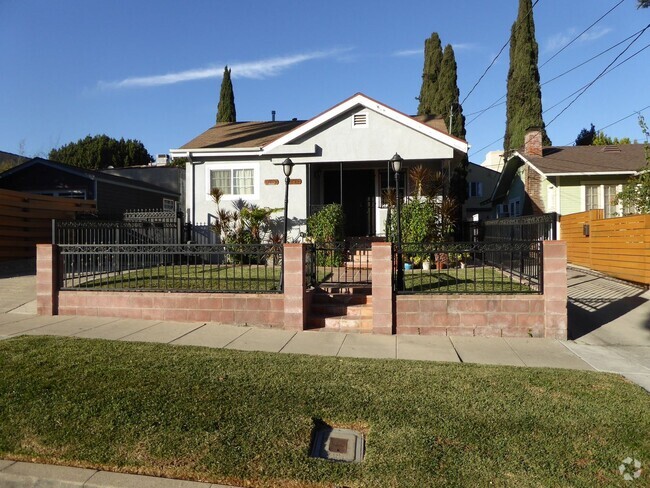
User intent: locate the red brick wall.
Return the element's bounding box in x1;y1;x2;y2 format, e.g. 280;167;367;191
36;244;58;315
371;242;394;334
58;291;285;326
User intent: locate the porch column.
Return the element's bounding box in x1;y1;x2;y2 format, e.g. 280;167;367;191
283;243;309;330
37;244;59;316
372;242;394;334
542;240;568;339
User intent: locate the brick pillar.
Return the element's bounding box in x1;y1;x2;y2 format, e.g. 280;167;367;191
37;244;59;316
372;242;394;335
542;240;567;339
283;243;309;330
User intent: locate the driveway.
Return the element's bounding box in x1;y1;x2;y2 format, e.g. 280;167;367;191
0;259;36;314
565;265;650;390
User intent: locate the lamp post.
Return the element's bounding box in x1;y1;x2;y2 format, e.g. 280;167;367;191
282;158;294;243
390;153;403;291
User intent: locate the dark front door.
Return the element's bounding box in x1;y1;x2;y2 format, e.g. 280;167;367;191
323;169;375;236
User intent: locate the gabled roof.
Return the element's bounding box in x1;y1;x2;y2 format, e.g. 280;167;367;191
522;144;646;175
174;93;467;155
0;158;179;196
485;143;647;205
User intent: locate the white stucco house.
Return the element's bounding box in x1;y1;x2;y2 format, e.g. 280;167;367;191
170;93;469;240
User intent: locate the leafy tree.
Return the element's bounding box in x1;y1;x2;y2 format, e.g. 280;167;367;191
48;135;153;169
504;0;550;153
168;157;188;168
592;131;631;146
417;33;443;116
216;66;236;124
638;0;649;8
616;115;650;214
575;124;596;146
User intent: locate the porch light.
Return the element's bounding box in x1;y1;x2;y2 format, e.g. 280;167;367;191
390;153;403;173
282;158;294;243
282;158;295;178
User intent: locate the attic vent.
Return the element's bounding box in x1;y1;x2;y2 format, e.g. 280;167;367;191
602;145;621;153
353;113;368;127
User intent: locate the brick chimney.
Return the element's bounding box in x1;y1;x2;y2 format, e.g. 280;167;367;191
524;127;543;157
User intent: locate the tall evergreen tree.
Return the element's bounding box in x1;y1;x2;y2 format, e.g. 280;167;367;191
432;45;466;139
417;33;443;116
216;66;236;124
503;0;550;153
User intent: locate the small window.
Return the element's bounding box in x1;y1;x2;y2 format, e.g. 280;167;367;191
468;181;483;198
210;168;255;197
509;199;520;217
353;113;368;127
585;185;599;211
604;184;618;218
163;199;176;212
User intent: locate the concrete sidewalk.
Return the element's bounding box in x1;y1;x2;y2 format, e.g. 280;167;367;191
0;311;594;370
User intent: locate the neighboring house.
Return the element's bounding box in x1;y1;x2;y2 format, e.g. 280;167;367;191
486;128;647;220
463;162;500;222
0;158;180;219
0;150;29;172
171;93;468;238
100;165;185;212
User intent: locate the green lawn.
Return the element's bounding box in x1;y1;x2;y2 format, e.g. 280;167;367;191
1;337;648;487
67;264;282;292
402;266;535;293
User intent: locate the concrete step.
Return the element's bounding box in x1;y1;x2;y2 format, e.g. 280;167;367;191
311;302;373;317
307;314;373;332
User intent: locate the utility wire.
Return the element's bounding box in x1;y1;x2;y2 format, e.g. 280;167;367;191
546;25;650;127
465;27;646;125
561;105;650;145
539;0;625;69
460;0;540;107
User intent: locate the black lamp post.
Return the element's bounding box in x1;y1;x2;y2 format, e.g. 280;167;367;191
390;153;404;291
282;158;294;243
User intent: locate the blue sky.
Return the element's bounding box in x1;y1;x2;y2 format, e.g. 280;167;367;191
1;0;648;164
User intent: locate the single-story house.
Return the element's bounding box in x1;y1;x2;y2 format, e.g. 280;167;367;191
0;158;180;219
170;93;469;239
486;128;647;220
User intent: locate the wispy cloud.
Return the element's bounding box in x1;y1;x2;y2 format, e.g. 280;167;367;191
98;49;349;89
392;48;422;57
545;26;612;52
392;42;477;57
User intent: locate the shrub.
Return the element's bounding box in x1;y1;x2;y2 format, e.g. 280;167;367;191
307;204;345;266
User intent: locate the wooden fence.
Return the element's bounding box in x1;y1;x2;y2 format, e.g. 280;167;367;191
560;209;650;285
0;189;96;261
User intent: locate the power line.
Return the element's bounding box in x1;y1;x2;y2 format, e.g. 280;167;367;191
465;26;646;126
561;105;650;145
546;26;650;127
539;0;625;69
460;0;541;107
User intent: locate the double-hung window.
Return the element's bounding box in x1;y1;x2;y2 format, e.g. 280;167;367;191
585;185;599;211
207;164;258;200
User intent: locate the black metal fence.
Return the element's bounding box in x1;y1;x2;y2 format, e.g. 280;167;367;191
308;240;372;288
394;241;542;294
483;212;557;242
54;209;183;245
59;243;282;293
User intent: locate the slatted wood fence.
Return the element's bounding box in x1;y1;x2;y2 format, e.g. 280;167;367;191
560;209;650;285
0;189;96;260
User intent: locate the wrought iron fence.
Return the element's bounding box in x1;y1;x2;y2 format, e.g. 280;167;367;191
394;241;542;294
483;212;557;242
308;240;372;288
59;243;282;293
54;219;182;245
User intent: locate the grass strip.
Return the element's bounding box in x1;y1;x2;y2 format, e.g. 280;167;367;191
1;336;648;487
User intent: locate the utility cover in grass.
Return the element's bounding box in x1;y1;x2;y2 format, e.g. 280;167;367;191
310;427;365;463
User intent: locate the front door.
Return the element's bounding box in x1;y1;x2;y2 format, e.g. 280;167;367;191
323;169;375;236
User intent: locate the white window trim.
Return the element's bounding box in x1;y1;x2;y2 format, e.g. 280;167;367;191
581;181;624;216
205;162;260;202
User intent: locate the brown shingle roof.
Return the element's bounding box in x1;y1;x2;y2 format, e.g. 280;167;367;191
525;144;647;174
180;115;451;150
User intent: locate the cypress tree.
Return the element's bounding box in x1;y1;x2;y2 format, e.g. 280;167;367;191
417;33;443;116
432;45;466;139
216;66;236;124
503;0;550;153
